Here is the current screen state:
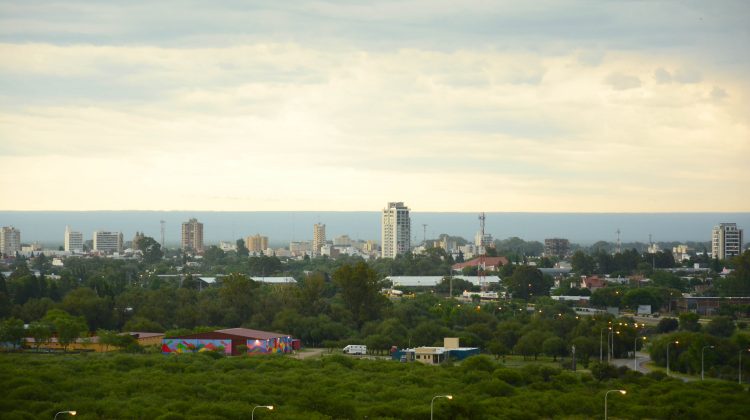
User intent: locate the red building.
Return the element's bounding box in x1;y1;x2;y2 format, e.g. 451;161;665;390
452;256;509;272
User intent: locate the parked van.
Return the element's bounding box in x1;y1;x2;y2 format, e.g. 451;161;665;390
343;345;367;355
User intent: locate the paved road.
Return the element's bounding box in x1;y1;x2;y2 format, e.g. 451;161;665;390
610;351;693;382
610;351;651;374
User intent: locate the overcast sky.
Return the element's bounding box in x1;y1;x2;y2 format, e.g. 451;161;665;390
1;1;748;212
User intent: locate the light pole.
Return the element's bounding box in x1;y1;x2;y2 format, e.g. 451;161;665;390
430;395;453;420
54;412;76;420
740;348;750;384
600;327;611;363
701;345;714;381
604;389;626;420
667;340;678;376
251;405;273;420
634;336;646;371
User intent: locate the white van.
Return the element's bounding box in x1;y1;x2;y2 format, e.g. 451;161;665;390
343;345;367;355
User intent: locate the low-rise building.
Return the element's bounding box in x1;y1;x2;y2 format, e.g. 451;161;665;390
393;337;479;365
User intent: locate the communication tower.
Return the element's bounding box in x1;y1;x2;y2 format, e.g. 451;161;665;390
160;220;166;250
478;212;486;291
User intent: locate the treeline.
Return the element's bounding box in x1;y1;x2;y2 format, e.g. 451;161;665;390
1;352;748;419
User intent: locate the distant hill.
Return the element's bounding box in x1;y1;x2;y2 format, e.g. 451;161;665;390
1;211;748;248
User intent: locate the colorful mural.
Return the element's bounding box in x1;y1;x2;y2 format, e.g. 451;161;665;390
246;337;293;354
161;339;231;354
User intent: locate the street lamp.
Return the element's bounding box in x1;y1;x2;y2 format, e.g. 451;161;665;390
634;336;647;371
701;345;714;381
430;395;453;420
667;340;679;376
604;389;626;420
251;405;273;420
600;327;611;363
54;412;76;420
740;348;750;384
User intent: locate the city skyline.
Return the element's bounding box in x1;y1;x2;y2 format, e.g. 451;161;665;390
1;1;749;212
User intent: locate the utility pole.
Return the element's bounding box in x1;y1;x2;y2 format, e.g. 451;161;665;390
160;220;166;251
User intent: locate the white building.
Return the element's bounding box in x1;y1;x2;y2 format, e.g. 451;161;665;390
381;202;411;258
64;226;83;253
712;223;744;260
93;231;123;254
1;226;21;256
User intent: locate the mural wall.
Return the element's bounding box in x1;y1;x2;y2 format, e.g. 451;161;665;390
246;337;293;354
161;339;231;354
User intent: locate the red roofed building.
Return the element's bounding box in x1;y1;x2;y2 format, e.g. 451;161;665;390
452;256;509;272
580;276;606;291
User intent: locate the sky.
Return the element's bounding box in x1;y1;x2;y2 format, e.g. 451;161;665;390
1;1;749;212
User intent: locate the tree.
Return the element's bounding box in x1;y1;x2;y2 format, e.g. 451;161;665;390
236;239;249;257
715;251;750;296
0;317;25;350
43;309;88;352
678;312;701;332
542;336;567;361
571;251;595;275
656;317;679;333
136;236;163;264
704;316;735;337
27;321;52;352
513;330;550;360
333;262;387;328
504;265;551;300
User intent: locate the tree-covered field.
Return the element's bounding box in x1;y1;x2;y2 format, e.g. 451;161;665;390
1;352;748;419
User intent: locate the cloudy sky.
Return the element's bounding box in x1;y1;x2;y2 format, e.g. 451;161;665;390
1;0;748;212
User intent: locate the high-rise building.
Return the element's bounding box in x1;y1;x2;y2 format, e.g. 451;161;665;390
132;231;145;250
64;226;83;253
313;223;326;256
181;218;204;252
1;226;21;256
93;231;123;253
712;223;744;260
246;234;269;253
381;202;411;258
544;238;570;258
334;235;352;247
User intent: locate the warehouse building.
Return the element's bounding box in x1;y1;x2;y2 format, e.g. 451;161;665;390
162;328;298;356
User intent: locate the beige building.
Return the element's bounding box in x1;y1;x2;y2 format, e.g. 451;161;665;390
246;234;269;253
313;223;326;256
712;223;743;260
181;218;204;252
1;226;21;256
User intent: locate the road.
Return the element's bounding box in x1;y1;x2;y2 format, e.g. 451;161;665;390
610;351;693;382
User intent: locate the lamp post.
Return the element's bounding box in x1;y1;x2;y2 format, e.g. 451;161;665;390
251;405;273;420
634;336;646;371
604;389;626;420
667;340;679;376
54;412;76;420
740;348;750;384
701;345;714;381
430;395;453;420
600;326;611;363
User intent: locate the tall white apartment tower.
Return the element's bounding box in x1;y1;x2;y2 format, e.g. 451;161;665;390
64;226;83;253
712;223;744;260
1;226;21;256
313;223;326;256
381;202;411;258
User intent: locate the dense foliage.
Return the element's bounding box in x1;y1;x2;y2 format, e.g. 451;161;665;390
1;352;748;419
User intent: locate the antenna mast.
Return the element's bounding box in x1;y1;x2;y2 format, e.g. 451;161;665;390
160;220;166;251
422;224;428;247
616;228;621;254
478;212;486;291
